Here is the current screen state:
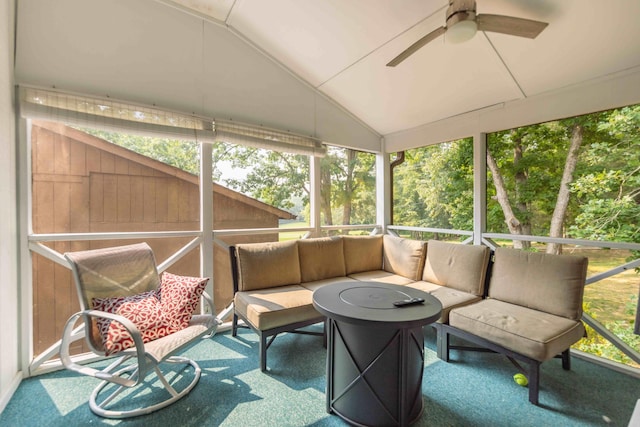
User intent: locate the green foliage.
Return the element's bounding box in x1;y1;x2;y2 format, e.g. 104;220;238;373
220;145;309;211
393;138;474;230
576;299;640;367
80;129;201;175
218;144;376;223
568;105;640;262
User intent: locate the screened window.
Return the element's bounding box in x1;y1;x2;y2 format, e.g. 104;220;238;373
319;147;376;228
392;138;473;239
486;104;640;367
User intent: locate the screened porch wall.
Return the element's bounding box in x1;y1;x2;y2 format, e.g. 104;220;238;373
30;122;286;356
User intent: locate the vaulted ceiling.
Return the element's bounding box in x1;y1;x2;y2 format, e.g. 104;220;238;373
164;0;640;136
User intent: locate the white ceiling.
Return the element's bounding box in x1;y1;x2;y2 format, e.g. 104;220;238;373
165;0;640;136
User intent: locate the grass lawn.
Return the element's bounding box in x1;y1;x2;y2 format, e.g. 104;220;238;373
578;248;639;325
279;221;310;241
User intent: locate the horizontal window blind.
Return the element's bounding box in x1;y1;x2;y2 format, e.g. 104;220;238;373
19;86;326;156
214;119;325;156
19;86;216;142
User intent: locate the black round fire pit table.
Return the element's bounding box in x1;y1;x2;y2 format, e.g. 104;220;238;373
312;281;442;427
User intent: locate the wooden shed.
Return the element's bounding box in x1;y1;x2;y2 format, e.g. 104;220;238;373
31;121;295;356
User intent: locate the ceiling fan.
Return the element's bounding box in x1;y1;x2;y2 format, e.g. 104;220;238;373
387;0;548;67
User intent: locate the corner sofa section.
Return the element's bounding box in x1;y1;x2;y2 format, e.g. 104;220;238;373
229;234;485;372
229;235;588;405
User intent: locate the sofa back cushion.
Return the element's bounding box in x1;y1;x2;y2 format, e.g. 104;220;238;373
343;235;383;275
422;240;491;296
488;247;588;320
382;235;427;281
235;240;301;291
298;237;346;282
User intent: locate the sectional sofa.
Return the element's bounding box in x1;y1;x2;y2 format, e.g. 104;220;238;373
228;234;588;404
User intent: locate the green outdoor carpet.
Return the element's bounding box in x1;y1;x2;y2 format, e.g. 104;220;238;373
1;326;638;427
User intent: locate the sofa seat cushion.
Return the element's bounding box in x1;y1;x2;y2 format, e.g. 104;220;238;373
298;237;346;282
348;270;415;285
382;235;427;281
449;299;585;362
407;281;481;323
234;285;321;331
422;240;491;296
301;276;357;292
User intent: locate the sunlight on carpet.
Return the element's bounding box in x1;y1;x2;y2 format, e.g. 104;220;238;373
1;325;638;427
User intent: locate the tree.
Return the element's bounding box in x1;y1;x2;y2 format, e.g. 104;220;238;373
392;138;474;237
546;121;584;254
219;144;376;225
569;105;640;256
487;117;602;251
80;129;201;175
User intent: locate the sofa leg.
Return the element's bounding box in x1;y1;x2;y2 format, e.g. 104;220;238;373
561;349;571;370
260;333;268;372
232;314;238;337
323;319;328;349
528;362;540;405
435;324;450;362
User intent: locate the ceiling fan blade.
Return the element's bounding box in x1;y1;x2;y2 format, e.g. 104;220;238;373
386;26;446;67
477;14;548;38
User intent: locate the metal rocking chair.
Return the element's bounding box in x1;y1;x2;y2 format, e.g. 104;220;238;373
60;242;219;418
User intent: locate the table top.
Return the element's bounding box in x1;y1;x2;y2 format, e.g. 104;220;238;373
312;281;442;328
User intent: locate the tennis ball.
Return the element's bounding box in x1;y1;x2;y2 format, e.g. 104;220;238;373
513;373;528;387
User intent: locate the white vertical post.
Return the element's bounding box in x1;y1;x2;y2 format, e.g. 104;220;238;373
310;155;322;237
18;114;33;373
200;142;214;312
376;138;390;234
473;133;487;245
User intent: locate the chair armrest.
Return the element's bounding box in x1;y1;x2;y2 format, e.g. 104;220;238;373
229;246;240;294
201;290;221;323
59;310;148;388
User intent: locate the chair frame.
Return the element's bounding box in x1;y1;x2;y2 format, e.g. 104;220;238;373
435;322;572;406
61;242;219;418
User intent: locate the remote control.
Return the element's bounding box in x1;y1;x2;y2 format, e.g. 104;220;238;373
393;297;425;307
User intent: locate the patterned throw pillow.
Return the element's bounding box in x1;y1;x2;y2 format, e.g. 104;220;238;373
93;290;176;356
92;272;208;356
158;272;209;330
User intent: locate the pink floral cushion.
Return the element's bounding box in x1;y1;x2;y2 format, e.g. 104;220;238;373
158;272;209;330
92;272;208;356
93;290;175;356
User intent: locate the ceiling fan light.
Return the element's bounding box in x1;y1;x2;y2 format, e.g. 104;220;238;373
447;20;477;44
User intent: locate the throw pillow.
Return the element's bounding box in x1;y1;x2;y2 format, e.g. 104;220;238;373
93;290;176;356
158;272;209;330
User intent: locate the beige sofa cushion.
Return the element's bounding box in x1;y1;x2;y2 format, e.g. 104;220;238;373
406;281;482;323
235;240;301;291
382;235;427;280
449;299;586;361
342;235;383;274
348;270;415;285
488;248;588;320
422;240;491;296
234;285;321;331
301;276;357;292
298;237;346;283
